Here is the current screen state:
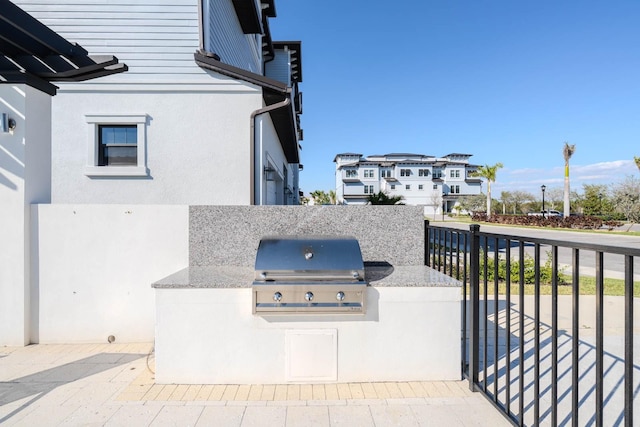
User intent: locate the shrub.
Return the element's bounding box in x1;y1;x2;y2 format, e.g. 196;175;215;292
479;250;567;285
470;213;615;230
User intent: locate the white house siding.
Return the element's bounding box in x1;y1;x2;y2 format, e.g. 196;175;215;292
255;113;289;205
204;0;262;74
13;0;203;82
31;204;188;343
265;50;292;85
50;84;263;205
0;85;51;346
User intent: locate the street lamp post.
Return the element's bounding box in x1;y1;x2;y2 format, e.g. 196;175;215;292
541;185;546;218
442;190;448;221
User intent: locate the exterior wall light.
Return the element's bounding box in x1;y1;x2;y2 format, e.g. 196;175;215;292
264;166;275;181
1;113;16;134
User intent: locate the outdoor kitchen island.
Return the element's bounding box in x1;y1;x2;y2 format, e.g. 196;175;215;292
152;206;462;385
153;265;462;385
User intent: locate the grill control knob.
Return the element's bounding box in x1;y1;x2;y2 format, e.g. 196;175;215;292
305;292;314;302
273;292;282;302
336;291;345;302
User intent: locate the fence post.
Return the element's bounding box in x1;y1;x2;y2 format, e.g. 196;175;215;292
468;224;480;391
424;219;430;266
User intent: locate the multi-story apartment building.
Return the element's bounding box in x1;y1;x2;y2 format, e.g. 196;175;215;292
334;153;482;214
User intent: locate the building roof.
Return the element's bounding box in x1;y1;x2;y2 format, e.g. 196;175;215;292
382;153;428;158
0;0;127;95
444;153;473;158
333;153;363;162
195;50;299;163
273;41;302;83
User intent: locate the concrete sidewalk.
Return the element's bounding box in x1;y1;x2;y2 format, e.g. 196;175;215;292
0;343;510;426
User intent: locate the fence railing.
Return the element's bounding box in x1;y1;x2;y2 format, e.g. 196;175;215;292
425;220;640;427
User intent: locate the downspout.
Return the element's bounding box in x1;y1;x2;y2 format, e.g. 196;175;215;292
197;0;205;51
250;96;291;205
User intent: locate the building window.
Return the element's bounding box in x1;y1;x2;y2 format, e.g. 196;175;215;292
418;184;423;190
381;169;391;178
452;185;460;194
390;184;396;190
405;184;411;190
400;168;411;177
433;170;442;179
433;184;438;189
364;185;374;194
84;114;149;177
418;169;429;177
364;169;374;178
98;125;137;166
450;170;460;178
345;169;358;178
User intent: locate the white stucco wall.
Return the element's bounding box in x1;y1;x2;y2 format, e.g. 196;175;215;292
0;84;51;346
255;114;288;205
31;204;188;343
155;286;461;384
50;84;263;205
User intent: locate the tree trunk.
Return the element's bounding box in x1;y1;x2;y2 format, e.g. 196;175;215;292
486;183;492;218
563;163;570;217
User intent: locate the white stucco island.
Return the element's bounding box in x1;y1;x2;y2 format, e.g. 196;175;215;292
152;265;462;385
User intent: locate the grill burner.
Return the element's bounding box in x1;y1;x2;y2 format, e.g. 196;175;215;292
252;236;367;314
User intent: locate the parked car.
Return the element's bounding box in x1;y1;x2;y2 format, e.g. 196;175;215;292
527;210;563;217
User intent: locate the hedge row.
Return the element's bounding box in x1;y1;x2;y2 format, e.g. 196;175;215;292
470;213;623;230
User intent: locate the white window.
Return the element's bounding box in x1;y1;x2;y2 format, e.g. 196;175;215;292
364;185;374;194
405;184;411;190
400;168;411;177
418;169;429;177
381;169;391;178
84;114;149;177
450;170;460;178
345;169;358;178
433;184;438;189
418;184;424;190
452;185;460;194
433;170;442;179
390;184;396;190
364;169;374;178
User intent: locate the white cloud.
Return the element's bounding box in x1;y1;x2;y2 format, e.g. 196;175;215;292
492;160;638;194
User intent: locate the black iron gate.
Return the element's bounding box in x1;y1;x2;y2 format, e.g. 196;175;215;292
425;221;639;427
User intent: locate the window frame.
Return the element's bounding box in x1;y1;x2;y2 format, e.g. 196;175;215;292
345;169;358;178
84;114;149;177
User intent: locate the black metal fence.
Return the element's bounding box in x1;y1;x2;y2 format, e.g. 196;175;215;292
425;220;640;427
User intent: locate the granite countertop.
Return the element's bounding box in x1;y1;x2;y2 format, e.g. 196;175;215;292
152;264;461;289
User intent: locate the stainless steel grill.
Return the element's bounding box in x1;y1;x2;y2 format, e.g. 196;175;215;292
252;236;367;314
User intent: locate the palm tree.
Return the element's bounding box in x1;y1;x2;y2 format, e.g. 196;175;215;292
634;156;640;172
472;163;503;218
328;190;337;205
367;191;404;205
563;142;576;217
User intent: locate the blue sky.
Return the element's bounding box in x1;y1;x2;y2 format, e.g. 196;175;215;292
271;0;640;197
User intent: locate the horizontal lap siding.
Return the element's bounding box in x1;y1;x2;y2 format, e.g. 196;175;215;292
265;50;291;85
205;0;261;74
13;1;202;78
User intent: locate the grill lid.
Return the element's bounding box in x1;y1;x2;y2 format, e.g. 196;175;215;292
254;236;365;282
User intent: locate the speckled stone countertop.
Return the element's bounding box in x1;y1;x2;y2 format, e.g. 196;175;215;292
152;265;461;289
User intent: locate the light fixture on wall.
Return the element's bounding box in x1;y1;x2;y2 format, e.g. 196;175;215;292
264;166;275;181
1;113;16;134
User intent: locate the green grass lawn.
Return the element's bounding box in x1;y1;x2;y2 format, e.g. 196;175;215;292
477;276;639;297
